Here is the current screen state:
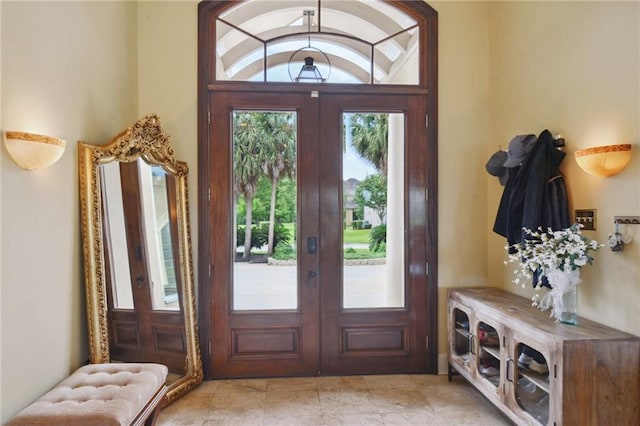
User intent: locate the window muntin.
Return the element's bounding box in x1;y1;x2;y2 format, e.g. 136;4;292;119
215;0;419;84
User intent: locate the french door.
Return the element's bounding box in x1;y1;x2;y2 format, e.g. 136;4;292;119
203;90;434;378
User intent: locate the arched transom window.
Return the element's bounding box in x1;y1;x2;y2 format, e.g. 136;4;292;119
215;0;421;84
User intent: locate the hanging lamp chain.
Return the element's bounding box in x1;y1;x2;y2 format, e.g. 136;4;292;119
304;9;314;48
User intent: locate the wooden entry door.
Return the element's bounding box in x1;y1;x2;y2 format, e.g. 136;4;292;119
207;91;321;378
319;94;431;374
204;90;435;378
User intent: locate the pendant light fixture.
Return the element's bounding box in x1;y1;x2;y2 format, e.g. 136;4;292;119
288;10;331;83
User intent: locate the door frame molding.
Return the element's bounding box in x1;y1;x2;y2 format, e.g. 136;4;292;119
198;0;438;378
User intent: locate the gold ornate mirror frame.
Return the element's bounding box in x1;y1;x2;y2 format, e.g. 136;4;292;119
79;114;203;404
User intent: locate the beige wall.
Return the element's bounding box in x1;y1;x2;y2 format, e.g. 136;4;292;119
1;0;638;421
0;1;3;417
137;1;200;281
430;1;492;367
1;1;139;421
487;1;640;336
433;0;640;365
137;1;198;183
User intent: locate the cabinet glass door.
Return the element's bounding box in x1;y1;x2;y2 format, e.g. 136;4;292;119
513;342;550;425
476;321;501;389
452;306;471;362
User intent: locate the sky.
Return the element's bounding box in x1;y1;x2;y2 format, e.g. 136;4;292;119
343;125;377;181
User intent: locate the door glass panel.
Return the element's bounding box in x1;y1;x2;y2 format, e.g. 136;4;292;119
137;160;180;311
342;112;404;308
232;111;298;310
100;162;134;310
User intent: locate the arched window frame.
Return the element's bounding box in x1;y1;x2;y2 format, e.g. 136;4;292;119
198;0;437;89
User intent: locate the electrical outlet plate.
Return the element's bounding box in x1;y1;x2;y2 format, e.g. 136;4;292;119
575;209;596;230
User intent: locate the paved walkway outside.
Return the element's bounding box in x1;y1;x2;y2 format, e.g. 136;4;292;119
234;263;400;310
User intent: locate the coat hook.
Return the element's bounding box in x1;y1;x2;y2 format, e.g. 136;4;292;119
552;135;565;148
614;216;640;225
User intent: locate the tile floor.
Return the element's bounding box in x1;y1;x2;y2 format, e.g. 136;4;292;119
157;374;512;425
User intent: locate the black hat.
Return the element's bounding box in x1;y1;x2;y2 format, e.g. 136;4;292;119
504;134;537;167
485;150;508;186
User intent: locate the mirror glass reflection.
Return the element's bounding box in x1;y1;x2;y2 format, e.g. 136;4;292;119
79;114;202;405
146;165;180;311
101;160;181;311
101;162;134;309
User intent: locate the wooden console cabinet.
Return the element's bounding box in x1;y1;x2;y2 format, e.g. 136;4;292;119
447;287;640;426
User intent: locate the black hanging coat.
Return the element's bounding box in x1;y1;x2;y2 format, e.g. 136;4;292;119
493;129;570;252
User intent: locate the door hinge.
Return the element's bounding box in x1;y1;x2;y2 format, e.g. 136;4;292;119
208;264;212;278
425;188;428;202
208;187;211;202
208;110;211;125
425;262;429;276
554;364;557;378
208;340;212;355
426;336;429;350
425;114;429;128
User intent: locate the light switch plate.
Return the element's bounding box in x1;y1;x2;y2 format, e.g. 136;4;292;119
575;209;596;230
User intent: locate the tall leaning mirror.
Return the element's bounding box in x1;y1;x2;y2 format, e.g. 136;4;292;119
79;114;203;404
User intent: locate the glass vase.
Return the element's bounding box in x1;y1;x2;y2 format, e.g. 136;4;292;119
558;286;578;325
538;267;581;325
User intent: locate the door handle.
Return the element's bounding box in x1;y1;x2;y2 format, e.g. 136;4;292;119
307;237;317;254
136;275;145;288
506;358;514;382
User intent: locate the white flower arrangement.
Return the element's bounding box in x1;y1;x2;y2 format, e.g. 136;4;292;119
505;223;602;293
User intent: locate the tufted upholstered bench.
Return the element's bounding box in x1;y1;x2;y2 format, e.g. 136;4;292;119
7;363;168;426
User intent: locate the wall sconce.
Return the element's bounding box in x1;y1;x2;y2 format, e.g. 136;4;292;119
574;144;632;177
3;131;66;170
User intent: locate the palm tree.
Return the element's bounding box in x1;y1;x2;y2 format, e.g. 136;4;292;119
233;112;263;260
234;112;297;258
349;113;388;175
258;113;296;256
